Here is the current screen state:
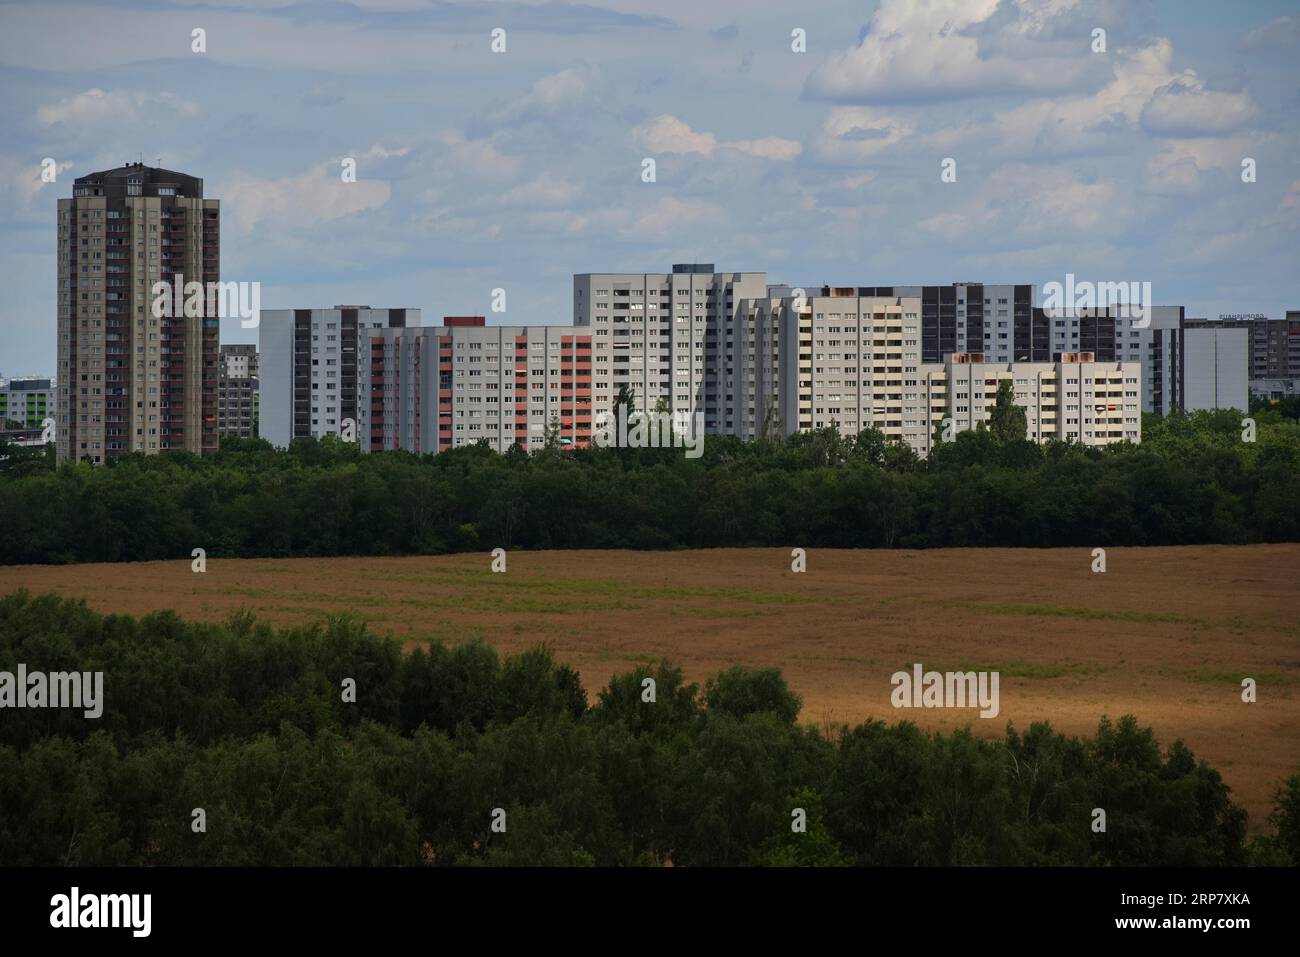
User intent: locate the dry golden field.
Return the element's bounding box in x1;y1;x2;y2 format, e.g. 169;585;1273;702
2;545;1297;830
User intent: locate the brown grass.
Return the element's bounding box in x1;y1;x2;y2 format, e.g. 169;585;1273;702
2;544;1298;832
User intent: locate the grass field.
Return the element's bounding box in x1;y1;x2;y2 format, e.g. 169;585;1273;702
2;544;1297;831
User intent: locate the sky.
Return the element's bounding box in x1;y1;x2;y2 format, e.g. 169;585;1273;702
1;0;1298;375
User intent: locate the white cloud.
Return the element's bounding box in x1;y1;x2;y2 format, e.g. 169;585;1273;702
499;176;580;208
223;162;391;233
810;107;913;165
622;195;723;241
1140;76;1258;137
974;40;1256;157
919;164;1118;240
36;88;197;127
633;115;719;156
494;66;600;124
1240;15;1300;51
1146;135;1258;193
804;0;1090;103
836;172;878;190
1008;0;1084;37
433;131;519;181
0;157;73;214
361;144;411;161
988;41;1173;154
632;115;799;160
728;137;802;161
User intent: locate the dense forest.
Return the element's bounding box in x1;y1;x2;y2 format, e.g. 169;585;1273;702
1;404;1297;565
1;592;1295;866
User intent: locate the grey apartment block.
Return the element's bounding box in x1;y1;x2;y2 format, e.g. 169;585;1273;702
753;282;1141;455
1251;313;1300;379
1251;377;1300;400
1167;313;1299;406
218;344;258;439
1181;320;1249;411
357;321;593;454
357;326;437;454
785;282;1177;414
573;265;768;435
258;306;421;447
935;357;1142;449
768;290;928;447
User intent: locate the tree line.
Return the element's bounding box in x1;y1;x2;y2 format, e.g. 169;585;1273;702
0;405;1297;565
1;591;1294;866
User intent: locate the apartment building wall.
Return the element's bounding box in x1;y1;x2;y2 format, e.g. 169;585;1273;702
359;319;594;454
258;306;419;447
217;344;258;439
57;163;219;463
359;326;435;453
735;296;785;439
1154;314;1300;403
772;291;930;448
573;265;767;433
1252;377;1300;400
905;283;1031;365
776;304;1139;454
1046;304;1181;414
1243;313;1300;397
939;357;1141;447
1246;314;1300;379
0;377;56;431
1181;321;1249;411
793;282;1179;415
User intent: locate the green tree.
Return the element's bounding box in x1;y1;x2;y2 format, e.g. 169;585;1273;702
988;380;1028;442
1268;771;1300;864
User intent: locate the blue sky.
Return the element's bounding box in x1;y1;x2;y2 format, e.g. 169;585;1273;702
1;0;1297;374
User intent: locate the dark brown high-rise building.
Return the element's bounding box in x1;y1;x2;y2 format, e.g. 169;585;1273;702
1250;313;1300;380
57;163;219;462
218;344;258;439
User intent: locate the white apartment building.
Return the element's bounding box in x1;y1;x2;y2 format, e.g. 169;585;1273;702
769;289;932;450
765;285;1141;455
259;306;420;448
573;265;768;434
932;355;1142;451
358;318;594;454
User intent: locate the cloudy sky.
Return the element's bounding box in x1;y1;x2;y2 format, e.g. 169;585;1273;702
2;0;1298;374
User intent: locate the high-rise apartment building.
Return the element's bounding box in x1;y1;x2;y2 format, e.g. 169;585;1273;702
259;306;420;447
934;354;1141;450
57;163;220;462
1241;312;1300;399
573;265;768;434
0;377;55;432
1039;304;1182;414
1179;319;1250;411
749;284;1141;454
1250;312;1300;378
358;318;593;453
768;289;930;448
218;344;258;439
790;282;1179;414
